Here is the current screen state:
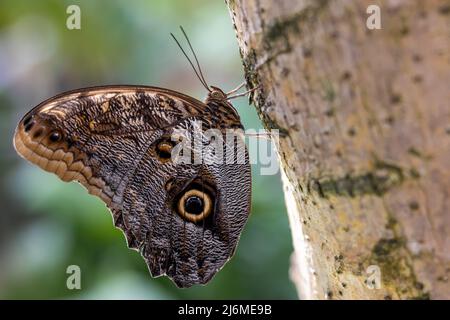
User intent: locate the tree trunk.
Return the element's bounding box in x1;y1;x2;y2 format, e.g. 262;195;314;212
226;0;450;299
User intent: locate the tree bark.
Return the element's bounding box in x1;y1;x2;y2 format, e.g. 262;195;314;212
226;0;450;299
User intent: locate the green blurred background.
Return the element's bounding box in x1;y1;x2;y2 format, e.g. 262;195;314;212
0;0;295;299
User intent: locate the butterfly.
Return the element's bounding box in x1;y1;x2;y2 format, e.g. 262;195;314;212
13;27;255;288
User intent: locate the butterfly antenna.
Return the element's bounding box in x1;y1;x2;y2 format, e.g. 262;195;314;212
170;31;211;92
179;26;210;92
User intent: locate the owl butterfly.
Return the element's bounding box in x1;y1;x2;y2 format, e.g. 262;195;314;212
13;28;254;288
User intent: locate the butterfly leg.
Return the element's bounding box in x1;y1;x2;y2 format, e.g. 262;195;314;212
226;85;261;100
226;81;247;96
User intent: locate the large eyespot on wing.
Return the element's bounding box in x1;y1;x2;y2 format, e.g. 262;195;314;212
176;188;213;223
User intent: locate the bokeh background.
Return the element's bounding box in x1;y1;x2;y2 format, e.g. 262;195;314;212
0;0;295;299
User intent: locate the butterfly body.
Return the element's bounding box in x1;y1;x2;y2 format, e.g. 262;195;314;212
14;85;251;288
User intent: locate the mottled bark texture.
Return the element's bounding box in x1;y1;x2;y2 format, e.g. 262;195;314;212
226;0;450;299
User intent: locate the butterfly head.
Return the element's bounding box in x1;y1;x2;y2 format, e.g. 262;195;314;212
205;86;227;103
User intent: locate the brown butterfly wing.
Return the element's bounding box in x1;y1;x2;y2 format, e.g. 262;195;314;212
13;85;251;287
